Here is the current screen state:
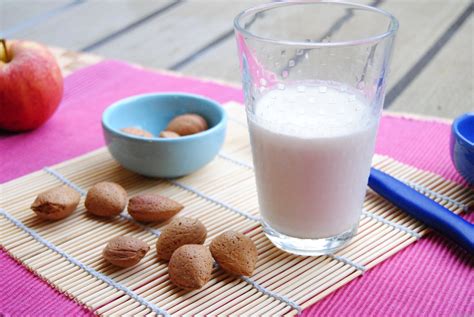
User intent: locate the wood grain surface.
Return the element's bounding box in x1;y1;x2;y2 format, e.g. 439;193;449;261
2;0;472;119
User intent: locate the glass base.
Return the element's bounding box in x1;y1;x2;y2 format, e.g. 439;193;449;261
262;221;358;256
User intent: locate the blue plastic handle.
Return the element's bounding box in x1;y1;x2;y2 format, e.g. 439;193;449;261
368;168;474;254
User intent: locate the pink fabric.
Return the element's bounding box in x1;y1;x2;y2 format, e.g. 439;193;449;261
376;115;467;185
0;249;92;316
1;61;472;316
304;221;474;317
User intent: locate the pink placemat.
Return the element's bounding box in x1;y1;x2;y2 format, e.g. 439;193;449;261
1;61;472;316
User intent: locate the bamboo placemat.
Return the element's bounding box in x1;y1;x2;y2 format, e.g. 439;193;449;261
1;102;472;316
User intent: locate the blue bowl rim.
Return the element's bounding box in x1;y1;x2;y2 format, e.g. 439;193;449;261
102;92;228;143
452;112;474;148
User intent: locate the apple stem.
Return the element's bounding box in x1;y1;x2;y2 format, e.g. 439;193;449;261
0;39;9;62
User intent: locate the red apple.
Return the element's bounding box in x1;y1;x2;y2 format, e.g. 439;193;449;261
0;39;63;131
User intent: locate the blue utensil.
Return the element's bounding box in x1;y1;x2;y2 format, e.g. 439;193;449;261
368;167;474;253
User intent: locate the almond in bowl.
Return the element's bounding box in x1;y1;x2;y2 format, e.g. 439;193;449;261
166;114;208;136
121;127;153;138
159;130;180;138
102;93;227;178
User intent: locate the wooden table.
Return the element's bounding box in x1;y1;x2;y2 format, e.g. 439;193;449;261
1;0;472;117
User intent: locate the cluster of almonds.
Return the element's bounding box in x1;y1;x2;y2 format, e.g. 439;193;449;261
159;219;258;289
121;113;208;139
31;182;182;221
30;182;258;290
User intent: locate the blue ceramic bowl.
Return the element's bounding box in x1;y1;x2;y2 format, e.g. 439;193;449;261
102;93;227;178
450;112;474;185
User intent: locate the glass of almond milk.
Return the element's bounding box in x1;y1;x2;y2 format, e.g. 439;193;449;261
234;2;398;255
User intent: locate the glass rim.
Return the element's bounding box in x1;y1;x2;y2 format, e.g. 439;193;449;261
234;1;399;47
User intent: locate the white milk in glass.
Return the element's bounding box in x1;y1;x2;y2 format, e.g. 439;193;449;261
248;82;378;239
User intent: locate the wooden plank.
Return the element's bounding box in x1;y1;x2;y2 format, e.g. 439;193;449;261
389;16;473;119
0;0;71;35
11;0;175;50
179;0;374;83
91;0;266;69
37;0;471;119
382;0;471;89
180;38;241;83
180;0;471;89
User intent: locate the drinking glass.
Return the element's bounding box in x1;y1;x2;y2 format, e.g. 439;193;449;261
234;1;398;255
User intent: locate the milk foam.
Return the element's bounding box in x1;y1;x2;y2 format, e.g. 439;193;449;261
250;83;376;138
